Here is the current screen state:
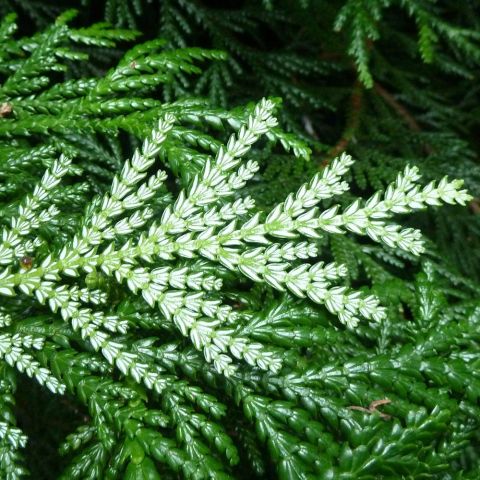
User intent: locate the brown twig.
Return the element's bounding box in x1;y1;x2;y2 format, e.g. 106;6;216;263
373;82;433;154
470;199;480;214
318;31;434;166
374;83;422;132
319;40;372;167
0;103;12;117
372;82;480;214
348;398;392;420
322;79;364;166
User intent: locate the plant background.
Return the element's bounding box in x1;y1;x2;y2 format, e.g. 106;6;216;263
1;1;480;478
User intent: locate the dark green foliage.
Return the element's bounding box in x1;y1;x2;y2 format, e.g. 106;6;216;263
0;2;479;480
0;9;229;195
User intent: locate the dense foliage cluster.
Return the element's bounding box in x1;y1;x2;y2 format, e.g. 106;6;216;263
0;1;480;479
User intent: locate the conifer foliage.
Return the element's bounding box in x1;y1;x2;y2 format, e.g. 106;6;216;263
48;0;480;278
0;2;480;480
